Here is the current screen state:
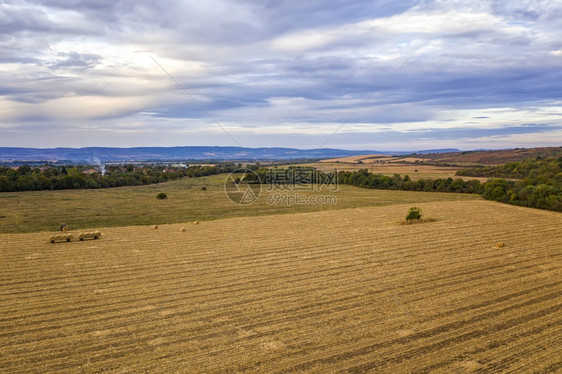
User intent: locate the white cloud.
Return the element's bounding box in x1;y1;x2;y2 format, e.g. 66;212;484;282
0;0;561;149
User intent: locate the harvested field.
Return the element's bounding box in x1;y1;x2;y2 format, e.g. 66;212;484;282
321;155;432;164
321;154;391;163
418;147;562;165
298;162;478;181
320;147;562;166
1;200;561;373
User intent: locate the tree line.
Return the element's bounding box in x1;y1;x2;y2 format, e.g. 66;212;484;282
0;163;239;192
456;155;562;212
242;160;561;212
337;170;485;193
338;165;561;212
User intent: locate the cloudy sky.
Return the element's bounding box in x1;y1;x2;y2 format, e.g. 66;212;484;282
1;0;561;151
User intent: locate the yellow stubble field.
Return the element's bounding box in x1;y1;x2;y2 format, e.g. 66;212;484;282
297;162;490;182
1;200;561;373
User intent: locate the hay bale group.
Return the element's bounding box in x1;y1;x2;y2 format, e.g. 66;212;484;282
79;231;102;241
49;234;73;243
49;231;102;243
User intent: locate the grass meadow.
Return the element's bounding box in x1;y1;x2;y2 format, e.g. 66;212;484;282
0;173;479;233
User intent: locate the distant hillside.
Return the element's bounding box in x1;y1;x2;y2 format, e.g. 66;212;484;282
0;146;383;163
416;148;461;154
2;146;559;165
415;147;562;165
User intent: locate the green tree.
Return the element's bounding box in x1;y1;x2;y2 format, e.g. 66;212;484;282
406;207;422;221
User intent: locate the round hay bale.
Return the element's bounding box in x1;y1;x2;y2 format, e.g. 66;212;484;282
180;227;186;232
496;242;505;248
49;235;55;243
153;225;158;230
194;221;199;225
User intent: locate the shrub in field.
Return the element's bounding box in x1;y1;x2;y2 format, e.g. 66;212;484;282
406;207;422;221
401;207;435;225
156;192;167;199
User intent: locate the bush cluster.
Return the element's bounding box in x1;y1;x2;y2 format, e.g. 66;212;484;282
406;207;422;221
458;155;562;211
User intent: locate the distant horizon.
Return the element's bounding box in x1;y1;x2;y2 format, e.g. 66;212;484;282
2;144;560;153
0;144;534;153
2;144;560;151
2;145;560;164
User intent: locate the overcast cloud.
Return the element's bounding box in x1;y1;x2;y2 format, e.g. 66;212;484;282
1;0;561;150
